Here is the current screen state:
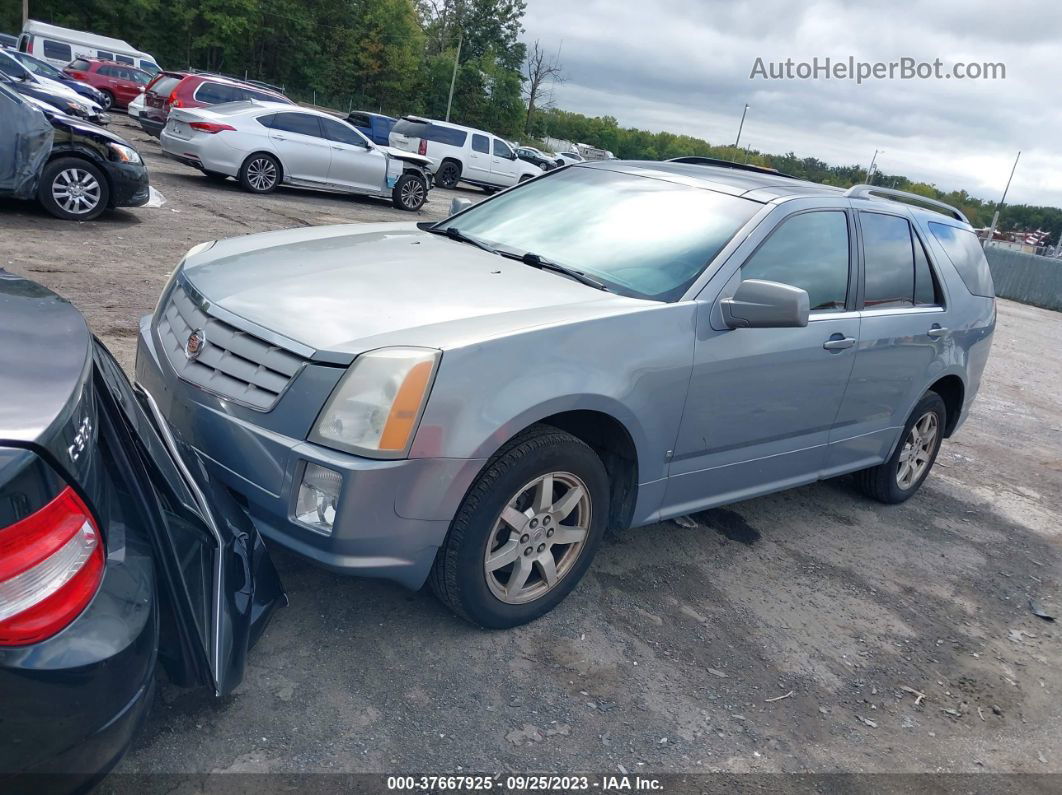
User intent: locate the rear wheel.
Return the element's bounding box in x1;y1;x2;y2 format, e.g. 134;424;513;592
37;157;110;221
518;174;532;183
392;172;427;211
429;425;609;628
98;90;114;111
239;153;280;193
853;391;946;504
436;160;461;189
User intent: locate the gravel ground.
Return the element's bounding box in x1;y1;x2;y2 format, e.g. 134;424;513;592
1;115;1059;782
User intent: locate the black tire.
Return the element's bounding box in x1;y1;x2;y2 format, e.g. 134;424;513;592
392;172;427;211
202;170;230;183
853;391;946;504
429;425;610;628
436;160;461;189
518;174;532;183
98;89;114;111
37;157;110;221
238;153;280;193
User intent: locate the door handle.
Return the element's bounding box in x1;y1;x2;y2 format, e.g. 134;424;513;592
273;134;287;141
823;335;856;351
927;326;949;338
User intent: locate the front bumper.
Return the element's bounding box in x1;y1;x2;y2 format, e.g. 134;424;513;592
135;316;482;589
104;161;150;208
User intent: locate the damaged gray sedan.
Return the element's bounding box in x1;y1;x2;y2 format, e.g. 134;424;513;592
136;160;995;628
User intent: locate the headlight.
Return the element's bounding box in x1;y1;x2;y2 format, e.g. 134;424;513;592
108;142;142;164
309;347;440;458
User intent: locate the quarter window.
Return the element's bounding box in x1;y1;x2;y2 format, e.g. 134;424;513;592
269;112;323;137
741;211;850;312
928;222;994;298
471;134;489;154
42;40;72;62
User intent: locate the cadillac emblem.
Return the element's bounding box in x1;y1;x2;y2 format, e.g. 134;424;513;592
185;328;206;360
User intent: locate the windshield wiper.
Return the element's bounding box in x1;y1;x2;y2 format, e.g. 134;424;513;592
425;225;498;254
504;251;607;291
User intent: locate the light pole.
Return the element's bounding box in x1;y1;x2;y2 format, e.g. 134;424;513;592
445;31;462;122
865;149;883;183
983;150;1021;248
733;103;749;149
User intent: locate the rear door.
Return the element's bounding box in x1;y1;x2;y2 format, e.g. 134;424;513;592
267;111;331;183
319;116;386;193
490;137;519;186
93;343;284;695
468;133;492;183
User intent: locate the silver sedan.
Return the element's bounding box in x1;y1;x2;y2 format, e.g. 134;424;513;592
159;101;432;210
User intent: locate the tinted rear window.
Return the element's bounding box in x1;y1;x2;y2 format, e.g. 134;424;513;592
392;118;429;137
68;58;91;71
194;81;243;104
392;119;466;146
149;75;181;97
929;223;995;297
43;40;72;61
348;112;371;127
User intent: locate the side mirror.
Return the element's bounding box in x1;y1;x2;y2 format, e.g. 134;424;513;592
449;197;473;216
721;279;810;329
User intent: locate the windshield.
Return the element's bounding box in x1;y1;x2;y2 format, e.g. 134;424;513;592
443;166;761;301
17;54;62;79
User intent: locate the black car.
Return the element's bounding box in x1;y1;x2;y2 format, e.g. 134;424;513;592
515;146;556;171
0;83;148;220
5;49;108;107
0;271;286;789
0;51;105;125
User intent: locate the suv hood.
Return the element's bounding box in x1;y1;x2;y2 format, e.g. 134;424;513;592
180;223;649;358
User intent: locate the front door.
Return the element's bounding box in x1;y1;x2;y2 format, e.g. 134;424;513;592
467;133;492;183
267;111;332;183
490;138;519;187
319;116;387;193
664;207;860;515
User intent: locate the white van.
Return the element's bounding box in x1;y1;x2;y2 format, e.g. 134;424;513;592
389;116;541;191
17;20;160;76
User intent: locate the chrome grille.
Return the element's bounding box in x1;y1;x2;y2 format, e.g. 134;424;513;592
157;281;306;410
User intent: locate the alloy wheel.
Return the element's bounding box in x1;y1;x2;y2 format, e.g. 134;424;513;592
484;472;591;605
896;411;939;489
51;168;102;215
246;158;277;191
400;177;425;208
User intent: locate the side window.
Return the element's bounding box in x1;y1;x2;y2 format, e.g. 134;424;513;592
348;113;371;128
0;57;25;78
320;117;367;146
255;113;277;128
471;134;489;154
428;125;467;147
928;222;994;298
98;65;120;78
269;112;323;138
913;236;942;306
114;54;134;65
861;212;917;308
68;58;91;71
493;138;513;158
194;81;242;104
43;40;72;62
96;50;114;61
741;211;850;312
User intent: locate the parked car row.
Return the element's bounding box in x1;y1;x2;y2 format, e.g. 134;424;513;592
0;49;107;124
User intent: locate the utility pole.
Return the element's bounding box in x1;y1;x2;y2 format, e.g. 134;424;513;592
983;150;1021;249
445;31;462;122
733;103;749;148
23;0;29;25
865;149;882;182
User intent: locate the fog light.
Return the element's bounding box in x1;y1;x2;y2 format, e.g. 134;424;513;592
295;463;342;535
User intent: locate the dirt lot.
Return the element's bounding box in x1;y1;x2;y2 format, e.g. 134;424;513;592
1;115;1059;781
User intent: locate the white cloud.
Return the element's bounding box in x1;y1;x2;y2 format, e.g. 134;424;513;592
522;0;1062;206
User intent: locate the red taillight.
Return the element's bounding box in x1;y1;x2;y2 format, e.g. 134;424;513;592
167;89;180;108
25;40;32;54
0;486;104;646
189;121;236;134
418;138;427;156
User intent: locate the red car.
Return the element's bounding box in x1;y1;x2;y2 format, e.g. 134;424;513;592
63;58;151;111
138;72;292;138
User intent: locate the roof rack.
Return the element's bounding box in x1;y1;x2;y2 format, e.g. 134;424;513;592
667;156;797;179
845;184;968;223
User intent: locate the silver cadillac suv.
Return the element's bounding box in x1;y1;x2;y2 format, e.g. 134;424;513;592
136;160;996;627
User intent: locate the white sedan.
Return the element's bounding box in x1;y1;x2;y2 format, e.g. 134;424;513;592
160;102;433;211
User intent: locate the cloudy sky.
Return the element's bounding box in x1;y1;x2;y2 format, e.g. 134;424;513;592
521;0;1062;207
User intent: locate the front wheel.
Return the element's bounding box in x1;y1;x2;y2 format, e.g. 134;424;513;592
37;157;110;221
852;391;946;504
429;426;609;628
392;172;427;211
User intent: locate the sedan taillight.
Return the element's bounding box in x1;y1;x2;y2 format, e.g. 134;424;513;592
189;121;236;134
0;486;104;646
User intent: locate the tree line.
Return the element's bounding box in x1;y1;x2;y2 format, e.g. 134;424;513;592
8;0;1058;240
